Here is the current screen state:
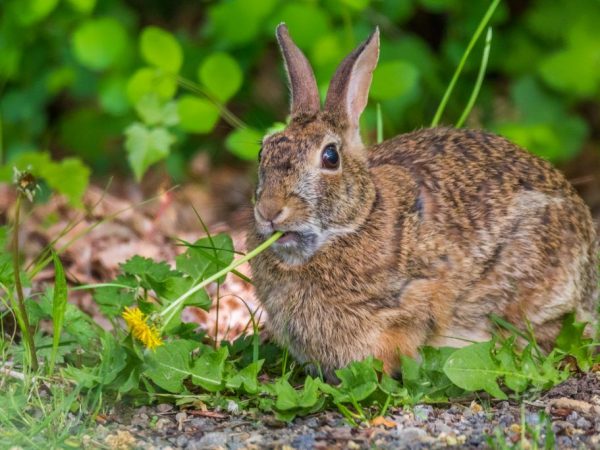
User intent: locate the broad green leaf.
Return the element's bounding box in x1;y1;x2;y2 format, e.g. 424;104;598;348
124;123;175;181
72;18;128;70
273;379;301;410
495;339;528;393
135;94;178;126
273;376;326;421
226;360;264;394
126;67;178;104
191;346;229;392
555;312;592;371
270;3;330;49
67;0;96;14
333;357;379;402
92;275;137;317
99;76;128;116
177;96;220;134
199;53;243;102
225;127;262;160
208;0;278;45
175;234;234;283
145;340;197;393
49;252;68;374
41;158;90;207
14;0;60;25
443;341;507;399
140;27;183;73
371;60;420;101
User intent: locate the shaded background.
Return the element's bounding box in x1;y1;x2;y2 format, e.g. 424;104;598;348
0;0;599;224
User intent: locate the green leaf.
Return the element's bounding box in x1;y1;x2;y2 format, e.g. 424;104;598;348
8;152;90;207
225;127;262;160
175;234;234;283
331;357;379;402
199;53;243;102
191;346;229;392
92;275;137;317
145;340;197;393
66;0;96;14
495;339;528;393
99;75;129;116
41;158;90;207
555;313;593;372
133;94;178;127
225;360;264;394
270;3;330;49
97;332;128;385
177;96;220;134
72;18;128;71
126;67;178;104
49;252;68;374
443;341;507;399
371;60;420;101
14;0;60;25
208;0;278;45
140;27;183;73
273;377;325;421
124;123;175;181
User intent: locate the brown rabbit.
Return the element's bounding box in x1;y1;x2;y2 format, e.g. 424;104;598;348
247;24;598;380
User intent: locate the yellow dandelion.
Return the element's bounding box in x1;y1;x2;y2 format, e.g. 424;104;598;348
122;307;163;350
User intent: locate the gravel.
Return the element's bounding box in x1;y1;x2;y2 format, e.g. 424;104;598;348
94;371;600;449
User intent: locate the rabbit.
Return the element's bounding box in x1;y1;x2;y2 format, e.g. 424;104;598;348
247;23;599;380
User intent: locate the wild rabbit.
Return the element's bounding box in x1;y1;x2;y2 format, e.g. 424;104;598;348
247;24;598;380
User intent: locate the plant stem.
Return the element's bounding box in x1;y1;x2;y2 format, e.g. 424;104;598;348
431;0;500;127
456;27;493;128
12;193;38;371
177;77;247;130
160;231;283;331
376;103;383;144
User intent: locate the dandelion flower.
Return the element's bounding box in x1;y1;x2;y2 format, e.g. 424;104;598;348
122;307;163;350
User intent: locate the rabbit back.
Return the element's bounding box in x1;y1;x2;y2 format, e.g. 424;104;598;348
370;127;598;348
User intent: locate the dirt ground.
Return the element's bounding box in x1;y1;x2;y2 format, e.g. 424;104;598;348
87;371;600;449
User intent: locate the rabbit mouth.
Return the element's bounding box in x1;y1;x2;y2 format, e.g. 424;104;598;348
269;231;319;265
275;231;302;245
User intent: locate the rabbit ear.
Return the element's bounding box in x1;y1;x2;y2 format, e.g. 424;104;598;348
324;28;379;137
276;23;320;118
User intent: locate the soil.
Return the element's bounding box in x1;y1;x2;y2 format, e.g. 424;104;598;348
89;372;600;449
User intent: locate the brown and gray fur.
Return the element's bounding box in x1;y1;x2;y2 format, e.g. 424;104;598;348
247;24;599;380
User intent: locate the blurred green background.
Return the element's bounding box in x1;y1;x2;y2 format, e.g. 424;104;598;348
0;0;599;199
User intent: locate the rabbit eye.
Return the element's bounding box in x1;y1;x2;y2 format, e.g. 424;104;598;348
321;144;339;170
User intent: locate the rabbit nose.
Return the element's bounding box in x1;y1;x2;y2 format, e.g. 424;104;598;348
256;199;288;224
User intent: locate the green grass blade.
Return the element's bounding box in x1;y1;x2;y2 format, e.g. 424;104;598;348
49;252;67;375
431;0;500;127
456;27;493;128
376;103;383;144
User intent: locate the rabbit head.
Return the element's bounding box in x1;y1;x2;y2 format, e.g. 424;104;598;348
254;24;380;266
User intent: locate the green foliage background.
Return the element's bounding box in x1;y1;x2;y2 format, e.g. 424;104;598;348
0;0;599;184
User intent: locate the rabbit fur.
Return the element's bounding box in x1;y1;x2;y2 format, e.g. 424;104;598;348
247;24;598;380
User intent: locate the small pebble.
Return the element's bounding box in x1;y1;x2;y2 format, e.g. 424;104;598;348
197;431;229;448
154;417;172;432
575;417;592;430
413;405;433;422
176;435;188;448
393;426;427;442
156;404;173;413
291;433;315;450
